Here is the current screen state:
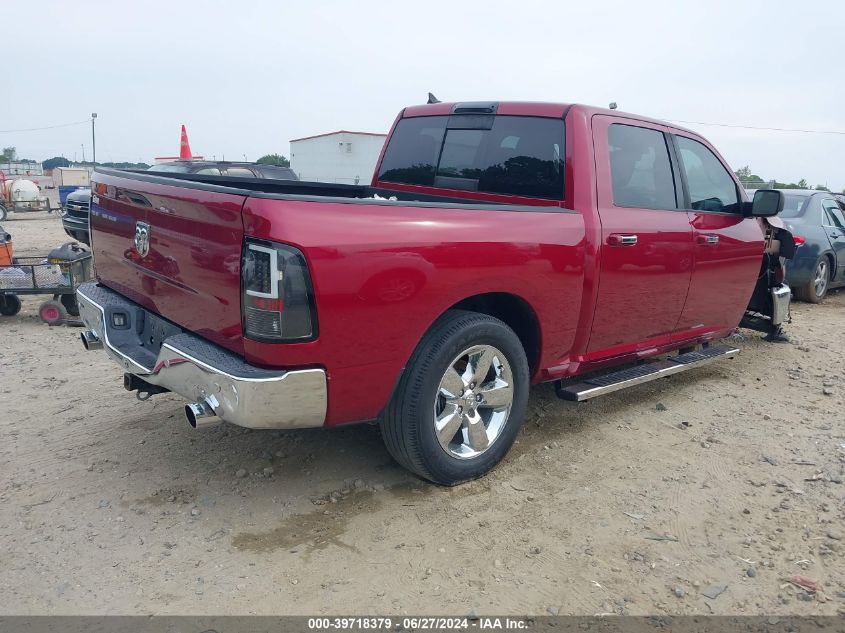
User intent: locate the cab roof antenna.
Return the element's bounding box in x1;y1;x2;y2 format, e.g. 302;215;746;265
427;92;441;104
609;102;618;110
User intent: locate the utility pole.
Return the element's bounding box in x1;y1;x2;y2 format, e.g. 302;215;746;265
91;113;97;164
81;144;85;162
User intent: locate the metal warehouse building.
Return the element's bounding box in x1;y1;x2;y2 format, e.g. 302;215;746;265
289;131;387;185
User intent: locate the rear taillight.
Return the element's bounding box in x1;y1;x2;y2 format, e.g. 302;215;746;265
242;239;316;342
793;235;806;247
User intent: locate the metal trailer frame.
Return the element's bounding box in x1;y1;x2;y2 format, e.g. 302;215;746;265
0;252;93;323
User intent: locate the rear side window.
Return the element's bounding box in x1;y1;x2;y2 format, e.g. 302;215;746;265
822;199;845;228
225;167;256;178
258;166;297;180
779;194;809;218
676;136;741;213
378;115;565;200
608;124;677;210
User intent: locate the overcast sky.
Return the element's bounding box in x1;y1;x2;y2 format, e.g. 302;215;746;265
4;0;842;189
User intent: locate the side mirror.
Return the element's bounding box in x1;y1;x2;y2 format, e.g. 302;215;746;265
744;189;784;217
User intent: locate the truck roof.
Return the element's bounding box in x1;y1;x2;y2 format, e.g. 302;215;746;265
401;101;697;135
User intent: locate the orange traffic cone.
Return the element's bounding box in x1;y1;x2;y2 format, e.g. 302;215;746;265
179;125;193;160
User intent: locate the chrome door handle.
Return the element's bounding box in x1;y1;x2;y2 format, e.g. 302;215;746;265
607;234;638;246
697;234;719;244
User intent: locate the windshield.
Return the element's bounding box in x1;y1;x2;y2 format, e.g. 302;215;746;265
148;164;192;173
779;194;809;218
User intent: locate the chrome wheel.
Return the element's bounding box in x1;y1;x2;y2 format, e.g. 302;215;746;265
434;344;514;459
814;260;829;298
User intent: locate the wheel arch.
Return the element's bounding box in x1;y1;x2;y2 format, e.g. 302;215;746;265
378;292;542;425
446;292;542;376
824;251;836;279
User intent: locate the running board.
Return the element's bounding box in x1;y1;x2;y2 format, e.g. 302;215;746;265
555;345;739;402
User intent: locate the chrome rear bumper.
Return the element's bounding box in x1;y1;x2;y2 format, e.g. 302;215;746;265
76;282;326;429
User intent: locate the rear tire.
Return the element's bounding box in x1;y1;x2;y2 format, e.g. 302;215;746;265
0;204;7;221
380;310;529;485
38;300;67;326
60;293;80;317
795;257;830;303
0;294;21;316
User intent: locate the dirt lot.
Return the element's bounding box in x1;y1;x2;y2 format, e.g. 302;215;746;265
1;209;844;616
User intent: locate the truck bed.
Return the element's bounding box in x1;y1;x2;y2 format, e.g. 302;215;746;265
117;168;563;210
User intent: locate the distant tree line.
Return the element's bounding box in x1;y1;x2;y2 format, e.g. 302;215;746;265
256;153;290;167
6;146;289;171
40;156;151;170
2;147;36;163
734;166;839;194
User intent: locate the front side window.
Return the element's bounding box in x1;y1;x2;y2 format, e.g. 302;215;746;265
194;167;221;175
676;136;741;213
608;124;677;210
378;115;564;200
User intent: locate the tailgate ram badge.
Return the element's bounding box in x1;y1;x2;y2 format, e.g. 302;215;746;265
134;221;151;257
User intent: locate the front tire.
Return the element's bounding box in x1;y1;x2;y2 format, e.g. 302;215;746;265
380;310;529;485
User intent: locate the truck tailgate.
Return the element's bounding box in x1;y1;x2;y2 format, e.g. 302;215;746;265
90;172;246;354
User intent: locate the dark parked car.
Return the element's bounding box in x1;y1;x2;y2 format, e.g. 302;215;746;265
148;160;298;180
61;162;298;245
770;189;845;302
61;187;92;244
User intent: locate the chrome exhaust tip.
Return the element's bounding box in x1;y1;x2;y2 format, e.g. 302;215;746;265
80;330;103;351
185;398;222;429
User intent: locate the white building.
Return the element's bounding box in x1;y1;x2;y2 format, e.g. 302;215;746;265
1;161;43;177
51;167;92;187
290;131;387;185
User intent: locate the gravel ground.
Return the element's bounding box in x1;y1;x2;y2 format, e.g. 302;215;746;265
1;209;843;616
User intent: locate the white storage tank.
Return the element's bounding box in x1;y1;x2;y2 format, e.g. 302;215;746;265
4;179;40;203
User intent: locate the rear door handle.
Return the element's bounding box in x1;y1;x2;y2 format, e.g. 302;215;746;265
607;234;638;246
697;234;719;244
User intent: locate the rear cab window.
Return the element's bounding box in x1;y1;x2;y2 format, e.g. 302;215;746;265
377;115;565;201
607;123;677;210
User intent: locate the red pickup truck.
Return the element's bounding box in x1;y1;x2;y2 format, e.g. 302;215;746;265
77;101;792;484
